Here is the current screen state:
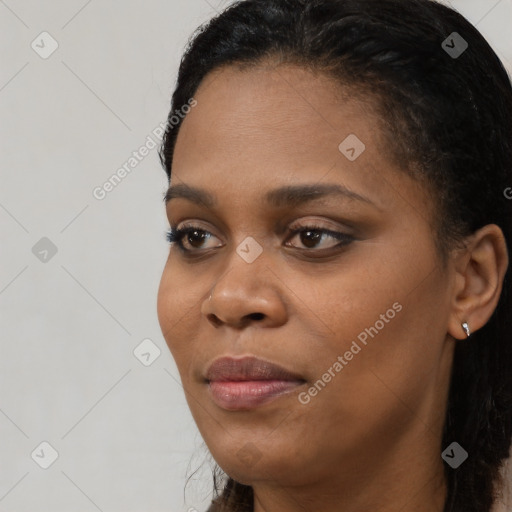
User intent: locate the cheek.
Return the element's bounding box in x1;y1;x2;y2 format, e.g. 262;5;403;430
156;263;201;365
156;265;176;340
294;237;447;401
285;253;407;352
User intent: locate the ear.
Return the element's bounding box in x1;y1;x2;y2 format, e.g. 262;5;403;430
447;224;509;340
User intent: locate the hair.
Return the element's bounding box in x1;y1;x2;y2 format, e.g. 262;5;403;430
158;1;512;510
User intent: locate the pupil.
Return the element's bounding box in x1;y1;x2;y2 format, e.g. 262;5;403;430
189;230;206;247
301;230;320;248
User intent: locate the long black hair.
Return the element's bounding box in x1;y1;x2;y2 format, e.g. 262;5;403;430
158;1;512;510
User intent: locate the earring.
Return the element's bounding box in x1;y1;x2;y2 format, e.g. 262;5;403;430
461;321;471;338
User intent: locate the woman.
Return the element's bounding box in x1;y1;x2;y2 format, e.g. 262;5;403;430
156;0;512;511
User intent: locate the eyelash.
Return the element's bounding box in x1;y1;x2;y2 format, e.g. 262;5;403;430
165;224;355;254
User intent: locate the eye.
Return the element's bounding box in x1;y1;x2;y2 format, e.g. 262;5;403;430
166;222;355;254
285;224;355;251
166;225;221;252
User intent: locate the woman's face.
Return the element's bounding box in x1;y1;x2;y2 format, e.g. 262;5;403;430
157;64;457;491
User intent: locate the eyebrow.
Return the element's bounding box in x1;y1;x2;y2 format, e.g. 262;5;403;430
164;182;380;210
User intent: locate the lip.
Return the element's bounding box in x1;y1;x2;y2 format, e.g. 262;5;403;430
205;356;306;410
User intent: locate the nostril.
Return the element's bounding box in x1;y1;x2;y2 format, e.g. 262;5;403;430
207;314;223;327
206;312;265;327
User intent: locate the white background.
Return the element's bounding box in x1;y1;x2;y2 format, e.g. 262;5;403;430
1;1;511;511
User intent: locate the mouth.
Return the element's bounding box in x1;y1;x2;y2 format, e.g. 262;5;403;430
205;355;307;410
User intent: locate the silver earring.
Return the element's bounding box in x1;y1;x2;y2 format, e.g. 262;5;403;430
461;321;471;338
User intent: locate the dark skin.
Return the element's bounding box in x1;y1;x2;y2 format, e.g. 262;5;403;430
157;64;509;512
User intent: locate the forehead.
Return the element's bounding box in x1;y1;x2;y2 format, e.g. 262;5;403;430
170;64;429;219
176;65;380;152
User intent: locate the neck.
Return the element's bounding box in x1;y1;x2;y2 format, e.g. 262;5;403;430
252;421;448;512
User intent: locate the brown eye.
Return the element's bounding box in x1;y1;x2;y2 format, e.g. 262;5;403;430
166;223;355;256
286;225;355;250
299;230;322;248
166;226;220;251
184;229;210;249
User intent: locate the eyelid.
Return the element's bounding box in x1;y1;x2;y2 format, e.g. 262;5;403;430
171;215;355;236
170;218;352;241
286;216;355;234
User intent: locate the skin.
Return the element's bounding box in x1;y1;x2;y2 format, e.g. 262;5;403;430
157;63;509;512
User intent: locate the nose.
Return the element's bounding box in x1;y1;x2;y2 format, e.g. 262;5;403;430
201;262;288;329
